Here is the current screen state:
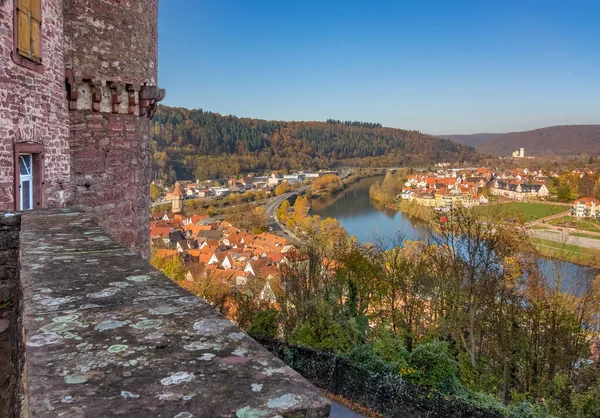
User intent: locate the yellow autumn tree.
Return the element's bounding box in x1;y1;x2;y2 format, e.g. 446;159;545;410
275;181;291;196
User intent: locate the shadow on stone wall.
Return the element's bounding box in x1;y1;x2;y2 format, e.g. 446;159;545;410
0;213;22;417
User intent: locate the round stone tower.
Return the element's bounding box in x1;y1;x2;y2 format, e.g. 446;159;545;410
63;0;164;259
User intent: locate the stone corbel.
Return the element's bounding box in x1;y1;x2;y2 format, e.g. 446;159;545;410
126;84;139;115
112;93;122;114
139;85;166;119
108;81;124;114
91;82;102;112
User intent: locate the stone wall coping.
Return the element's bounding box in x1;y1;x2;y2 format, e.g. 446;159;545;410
18;209;330;417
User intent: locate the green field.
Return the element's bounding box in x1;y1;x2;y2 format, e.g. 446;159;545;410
549;216;600;232
475;202;567;223
533;238;597;266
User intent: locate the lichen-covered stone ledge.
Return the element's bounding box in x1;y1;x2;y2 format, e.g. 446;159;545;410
18;209;330;417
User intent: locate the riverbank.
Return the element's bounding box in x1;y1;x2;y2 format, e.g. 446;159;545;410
533;238;597;267
392;200;435;224
310;169;383;199
531;230;600;267
387;199;599;267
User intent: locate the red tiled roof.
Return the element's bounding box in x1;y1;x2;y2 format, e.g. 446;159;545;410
150;226;171;238
258;266;280;279
575;197;600;206
172;182;184;197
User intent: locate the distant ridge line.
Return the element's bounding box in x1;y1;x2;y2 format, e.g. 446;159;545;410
439;124;600;157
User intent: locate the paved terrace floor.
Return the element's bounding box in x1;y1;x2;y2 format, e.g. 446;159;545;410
18;209;330;417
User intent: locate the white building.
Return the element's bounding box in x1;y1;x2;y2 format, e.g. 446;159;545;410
572;197;600;218
211;187;231;197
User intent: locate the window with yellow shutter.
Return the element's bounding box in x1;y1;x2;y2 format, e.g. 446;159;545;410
14;0;43;70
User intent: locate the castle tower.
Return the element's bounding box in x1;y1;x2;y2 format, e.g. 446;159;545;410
63;0;164;258
171;182;184;214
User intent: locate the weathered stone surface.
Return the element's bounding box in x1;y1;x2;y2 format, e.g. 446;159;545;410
0;212;21;418
0;230;19;250
19;209;331;417
0;214;21;230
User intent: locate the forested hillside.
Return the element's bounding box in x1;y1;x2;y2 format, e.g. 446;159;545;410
151;106;480;182
474;125;600;157
438;133;503;147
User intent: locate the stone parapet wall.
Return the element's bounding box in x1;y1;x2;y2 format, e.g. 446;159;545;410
18;209;330;417
0;212;22;417
0;213;20;296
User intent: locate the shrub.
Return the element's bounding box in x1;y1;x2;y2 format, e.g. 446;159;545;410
248;308;279;338
345;344;391;374
372;329;409;366
288;303;354;353
408;341;460;393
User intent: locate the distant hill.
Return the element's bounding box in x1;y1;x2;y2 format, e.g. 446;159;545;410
475;125;600;157
151;105;481;182
438;133;503;147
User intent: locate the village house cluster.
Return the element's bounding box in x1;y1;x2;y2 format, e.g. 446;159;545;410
150;210;305;313
156;170;338;201
401;167;493;209
402;165;600;220
490;168;550;200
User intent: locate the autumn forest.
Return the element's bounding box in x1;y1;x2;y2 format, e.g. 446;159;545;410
151;105;481;182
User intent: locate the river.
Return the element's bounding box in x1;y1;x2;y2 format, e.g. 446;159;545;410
312;176;598;294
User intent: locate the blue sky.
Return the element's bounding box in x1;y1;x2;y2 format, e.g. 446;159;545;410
158;0;600;135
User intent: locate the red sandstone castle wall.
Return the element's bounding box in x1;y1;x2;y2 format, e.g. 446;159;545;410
0;0;160;257
64;0;160;258
68;113;152;257
0;0;71;211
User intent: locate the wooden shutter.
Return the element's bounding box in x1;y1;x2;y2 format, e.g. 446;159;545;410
30;0;41;62
16;0;41;62
17;0;31;58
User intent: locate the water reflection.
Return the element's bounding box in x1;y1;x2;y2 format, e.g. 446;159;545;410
312;176;598;293
312;177;429;243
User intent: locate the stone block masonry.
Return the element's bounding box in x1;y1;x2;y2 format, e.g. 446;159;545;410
17;209;330;417
1;0;164;258
69;111;152;258
0;0;71;211
64;0;163;259
0;212;22;418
